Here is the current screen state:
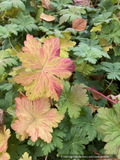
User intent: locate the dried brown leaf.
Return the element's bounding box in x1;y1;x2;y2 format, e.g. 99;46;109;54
42;0;51;10
72;18;87;31
73;0;90;6
0;109;4;131
40;12;55;22
88;103;99;113
90;85;102;100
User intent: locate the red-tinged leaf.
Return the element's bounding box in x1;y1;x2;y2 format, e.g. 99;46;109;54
14;34;75;101
12;96;64;143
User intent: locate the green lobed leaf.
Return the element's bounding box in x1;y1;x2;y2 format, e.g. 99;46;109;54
75;61;94;76
57;126;89;156
58;81;88;118
97;102;120;158
93;12;113;25
70;42;110;64
99;21;120;44
59;6;86;25
0;90;15;111
71;106;103;141
28;129;66;155
113;46;120;56
0;0;26;11
10;11;38;32
7;132;30;160
51;0;73;10
0;50;18;75
0;24;18;38
0;82;13;91
97;62;120;80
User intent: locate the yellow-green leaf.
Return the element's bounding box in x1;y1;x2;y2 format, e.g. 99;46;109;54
75;61;94;76
20;152;32;160
6;45;22;57
99;38;113;53
90;24;102;32
39;33;76;58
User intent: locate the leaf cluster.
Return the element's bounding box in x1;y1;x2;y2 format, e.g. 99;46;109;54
0;0;120;159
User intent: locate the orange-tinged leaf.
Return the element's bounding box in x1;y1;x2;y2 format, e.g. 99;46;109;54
14;34;75;101
72;18;87;31
42;0;51;10
12;96;64;143
40;12;55;22
0;125;11;153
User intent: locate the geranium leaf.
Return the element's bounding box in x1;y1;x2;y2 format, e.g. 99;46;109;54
58;81;88;118
0;50;18;75
71;106;103;141
70;42;110;64
97;62;120;80
0;24;19;38
97;102;120;158
28;128;66;155
7;132;30;160
39;33;76;58
0;125;11;152
51;0;73;10
12;96;64;143
14;34;75;101
75;61;94;76
99;21;120;44
40;129;66;155
57;126;89;156
93;12;113;25
19;152;32;160
59;6;86;25
0;0;26;11
10;12;38;33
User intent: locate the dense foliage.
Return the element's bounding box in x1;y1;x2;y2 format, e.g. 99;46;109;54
0;0;120;159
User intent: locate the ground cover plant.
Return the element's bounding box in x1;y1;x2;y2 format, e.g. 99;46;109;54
0;0;120;159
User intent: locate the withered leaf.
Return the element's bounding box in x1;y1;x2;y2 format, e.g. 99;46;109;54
40;12;55;22
90;85;102;100
73;0;90;6
42;0;51;10
0;109;4;131
72;18;87;31
88;103;99;113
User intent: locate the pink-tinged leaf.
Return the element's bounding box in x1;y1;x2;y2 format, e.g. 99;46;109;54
14;34;75;101
0;152;10;160
0;126;11;153
12;96;64;143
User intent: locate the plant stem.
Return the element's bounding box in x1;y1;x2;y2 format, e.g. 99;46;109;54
8;37;18;53
45;155;48;160
102;79;113;94
86;87;117;104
